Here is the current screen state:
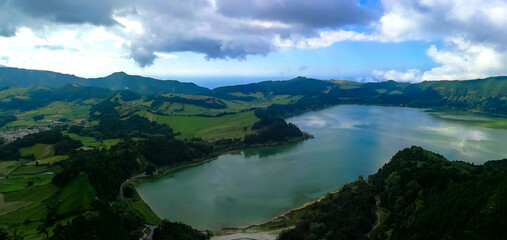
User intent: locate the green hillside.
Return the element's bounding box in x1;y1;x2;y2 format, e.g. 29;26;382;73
276;147;507;240
0;68;209;95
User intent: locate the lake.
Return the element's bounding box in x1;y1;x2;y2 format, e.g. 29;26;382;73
136;105;507;230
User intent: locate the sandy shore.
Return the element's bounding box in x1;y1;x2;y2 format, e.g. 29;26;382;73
211;227;291;240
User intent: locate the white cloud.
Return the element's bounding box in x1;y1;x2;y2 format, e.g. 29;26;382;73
422;37;507;80
374;37;507;81
370;0;507;80
1;0;506;80
0;27;130;76
274;30;374;49
372;69;422;82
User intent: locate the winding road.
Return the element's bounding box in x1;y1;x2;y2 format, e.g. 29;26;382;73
119;172;147;199
119;171;159;240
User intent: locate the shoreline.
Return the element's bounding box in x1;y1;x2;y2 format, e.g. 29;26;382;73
128;134;314;231
132;133;313;184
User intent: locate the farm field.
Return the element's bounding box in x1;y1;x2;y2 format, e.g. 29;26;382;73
138;110;258;140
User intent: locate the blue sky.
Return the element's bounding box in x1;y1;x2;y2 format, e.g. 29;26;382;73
0;0;505;86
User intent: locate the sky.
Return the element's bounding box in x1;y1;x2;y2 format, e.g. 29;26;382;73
0;0;506;87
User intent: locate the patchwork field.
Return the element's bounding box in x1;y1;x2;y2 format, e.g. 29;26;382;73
0;150;93;240
1;101;91;130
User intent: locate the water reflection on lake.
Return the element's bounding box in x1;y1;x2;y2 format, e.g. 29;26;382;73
136;105;507;230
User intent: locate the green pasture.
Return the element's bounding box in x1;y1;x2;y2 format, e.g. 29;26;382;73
19;144;54;160
46;173;95;217
63;131;121;149
0;161;22;177
139;110;259;140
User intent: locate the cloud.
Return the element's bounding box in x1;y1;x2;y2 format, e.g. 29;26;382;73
372;69;422;82
123;0;379;67
298;65;308;71
374;36;507;82
216;0;377;29
422;37;507;80
0;0;378;67
35;44;65;51
0;0;506;80
371;0;507;80
11;0;118;26
274;30;374;49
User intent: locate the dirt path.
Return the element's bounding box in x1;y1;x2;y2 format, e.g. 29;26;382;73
366;209;381;238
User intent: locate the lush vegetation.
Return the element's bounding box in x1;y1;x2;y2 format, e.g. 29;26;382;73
140;110;258;140
278;179;375;240
277;147;507;240
243;117;305;144
0;130;82;161
0;68;208;95
1;68;506;239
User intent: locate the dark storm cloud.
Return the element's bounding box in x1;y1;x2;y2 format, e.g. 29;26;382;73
216;0;377;28
12;0;117;26
0;0;377;67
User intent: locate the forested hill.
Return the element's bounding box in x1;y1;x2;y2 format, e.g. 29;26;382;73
212;76;507;115
0;67;209;95
209;76;335;99
1;66;506;113
277;146;507;240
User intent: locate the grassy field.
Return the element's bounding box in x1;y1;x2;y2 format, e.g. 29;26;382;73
63;131;121;149
19;144;55;160
46;173;95;217
0;161;22;177
1;101;91;130
26;155;68;166
116;93;301;117
139;110;259;140
0;159;62;240
128;183;162;225
0;159;96;240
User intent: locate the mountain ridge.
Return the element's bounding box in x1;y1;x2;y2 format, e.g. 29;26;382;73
0;67;209;95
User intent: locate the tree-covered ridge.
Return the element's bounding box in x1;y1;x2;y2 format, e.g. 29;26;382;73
0;67;209;95
209;76;507;115
278;147;507;240
278;179;376;240
369;147;507;240
0;84;112;111
209;76;335;100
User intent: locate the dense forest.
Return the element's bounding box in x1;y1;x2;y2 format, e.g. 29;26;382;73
278;147;507;240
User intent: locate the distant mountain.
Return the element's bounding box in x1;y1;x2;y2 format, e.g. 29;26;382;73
0;84;114;111
209;76;335;100
90;72;209;95
0;67;209;95
0;65;6;68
